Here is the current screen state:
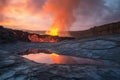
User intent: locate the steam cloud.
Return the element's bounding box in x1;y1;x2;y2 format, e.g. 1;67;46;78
0;0;120;31
43;0;80;32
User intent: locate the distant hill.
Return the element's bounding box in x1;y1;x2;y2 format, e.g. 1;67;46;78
70;21;120;38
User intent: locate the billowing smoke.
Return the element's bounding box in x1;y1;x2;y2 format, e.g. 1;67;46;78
43;0;80;35
0;0;120;31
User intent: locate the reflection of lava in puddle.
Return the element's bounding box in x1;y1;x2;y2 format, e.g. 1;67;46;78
22;53;102;65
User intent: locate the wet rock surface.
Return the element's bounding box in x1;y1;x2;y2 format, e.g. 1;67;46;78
0;34;120;80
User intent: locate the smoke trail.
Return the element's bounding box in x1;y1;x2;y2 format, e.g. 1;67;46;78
43;0;80;35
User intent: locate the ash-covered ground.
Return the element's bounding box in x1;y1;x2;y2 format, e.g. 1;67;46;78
0;34;120;80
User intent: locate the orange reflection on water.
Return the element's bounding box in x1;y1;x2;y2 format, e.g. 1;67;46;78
22;53;102;65
50;53;77;64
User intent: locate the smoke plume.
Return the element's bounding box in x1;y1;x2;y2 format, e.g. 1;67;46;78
0;0;120;31
43;0;80;34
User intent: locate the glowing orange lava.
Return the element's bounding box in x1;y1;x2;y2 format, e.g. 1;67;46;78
46;27;58;36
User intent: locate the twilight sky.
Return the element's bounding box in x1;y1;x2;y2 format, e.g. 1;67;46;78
0;0;120;31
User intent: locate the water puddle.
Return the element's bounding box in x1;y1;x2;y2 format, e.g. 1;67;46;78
22;53;102;65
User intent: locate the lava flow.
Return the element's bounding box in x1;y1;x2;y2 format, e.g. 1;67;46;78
28;26;74;43
28;34;59;42
28;25;61;42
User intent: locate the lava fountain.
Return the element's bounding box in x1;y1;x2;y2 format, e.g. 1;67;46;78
45;27;58;36
43;0;80;37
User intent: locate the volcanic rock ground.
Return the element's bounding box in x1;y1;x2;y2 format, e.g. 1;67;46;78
0;34;120;80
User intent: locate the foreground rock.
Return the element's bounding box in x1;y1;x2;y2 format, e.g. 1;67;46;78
0;34;120;80
0;50;120;80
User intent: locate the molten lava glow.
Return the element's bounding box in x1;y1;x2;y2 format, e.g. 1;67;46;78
46;27;58;36
28;34;59;42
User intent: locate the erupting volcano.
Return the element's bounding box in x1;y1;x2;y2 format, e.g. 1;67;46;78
1;0;120;80
27;0;80;42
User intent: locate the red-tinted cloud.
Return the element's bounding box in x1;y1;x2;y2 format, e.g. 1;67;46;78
0;0;120;31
